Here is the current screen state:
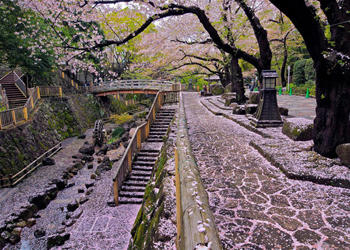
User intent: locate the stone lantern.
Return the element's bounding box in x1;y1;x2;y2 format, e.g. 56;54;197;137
251;70;283;128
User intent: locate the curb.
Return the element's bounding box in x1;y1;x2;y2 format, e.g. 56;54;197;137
176;93;222;250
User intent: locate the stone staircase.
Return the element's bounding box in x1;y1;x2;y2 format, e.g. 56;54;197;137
118;108;176;204
0;72;27;108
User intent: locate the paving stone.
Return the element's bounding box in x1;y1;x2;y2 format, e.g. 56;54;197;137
271;215;302;231
294;229;321;244
270;195;290;207
297;210;325;230
183;93;350;248
250;223;293;249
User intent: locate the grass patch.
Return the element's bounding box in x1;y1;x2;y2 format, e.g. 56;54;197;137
110;113;133;125
108;127;125;144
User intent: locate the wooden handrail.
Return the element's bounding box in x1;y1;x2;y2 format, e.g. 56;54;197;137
0;86;62;130
112;91;179;205
0;143;62;188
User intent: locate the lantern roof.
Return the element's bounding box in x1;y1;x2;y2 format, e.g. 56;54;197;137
262;70;278;78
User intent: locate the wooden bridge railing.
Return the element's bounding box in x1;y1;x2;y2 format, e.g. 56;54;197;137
112;91;179;205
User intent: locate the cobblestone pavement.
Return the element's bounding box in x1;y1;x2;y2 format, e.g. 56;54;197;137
277;95;316;120
184;92;350;249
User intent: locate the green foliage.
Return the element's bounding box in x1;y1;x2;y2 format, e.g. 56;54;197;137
292;59;315;85
293;59;307;85
304;59;315;82
110;113;133;125
180;73;209;90
108;126;125;144
0;0;57;83
286;82;316;96
109;97;137;114
129;145;168;250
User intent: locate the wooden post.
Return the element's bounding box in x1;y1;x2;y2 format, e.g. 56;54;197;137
146;121;150;138
75;83;78;90
128;150;132;172
137;129;141;151
59;87;63;97
0;116;2;130
152;107;156;120
12;110;16;125
113;181;119;206
30;97;34;108
61;72;64;78
23;107;28;121
37;87;41;99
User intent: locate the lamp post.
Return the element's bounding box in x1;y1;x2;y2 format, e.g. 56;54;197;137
251;70;283;128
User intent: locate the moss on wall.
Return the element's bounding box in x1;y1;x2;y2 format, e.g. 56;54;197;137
0;95;104;177
128;146;168;250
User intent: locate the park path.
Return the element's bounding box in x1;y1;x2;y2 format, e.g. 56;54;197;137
183;92;350;249
277;95;316;120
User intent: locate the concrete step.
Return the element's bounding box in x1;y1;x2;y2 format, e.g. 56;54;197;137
123;180;148;187
119;197;143;204
119;191;145;198
133;161;155;166
135;156;157;162
132;170;152;177
132;166;153;172
137;152;159;157
147;139;163;143
127;176;150;182
121;186;146;192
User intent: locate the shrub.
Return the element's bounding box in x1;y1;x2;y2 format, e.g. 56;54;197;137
304;59;316;82
293;59;307;85
110;113;133;125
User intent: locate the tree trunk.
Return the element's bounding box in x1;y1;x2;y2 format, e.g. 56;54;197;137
230;57;246;104
313;60;350;157
280;41;288;87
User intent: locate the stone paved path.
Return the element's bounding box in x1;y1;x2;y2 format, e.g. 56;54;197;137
277;95;316;120
184;92;350;249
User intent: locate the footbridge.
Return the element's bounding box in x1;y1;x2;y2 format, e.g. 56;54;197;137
90;79;182;96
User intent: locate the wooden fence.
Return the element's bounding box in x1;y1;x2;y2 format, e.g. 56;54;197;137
0;143;62;188
0;86;62;130
112;91;178;205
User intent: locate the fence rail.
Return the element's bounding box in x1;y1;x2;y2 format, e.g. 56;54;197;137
0;86;62;130
112;91;178;205
0;143;62;188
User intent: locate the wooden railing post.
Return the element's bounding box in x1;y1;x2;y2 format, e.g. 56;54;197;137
31;97;34;108
113;181;119;206
59;87;63;97
23;107;28;121
137;129;141;151
152;107;156;120
61;71;64;78
11;110;16;125
37;87;41;99
128;150;132;172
